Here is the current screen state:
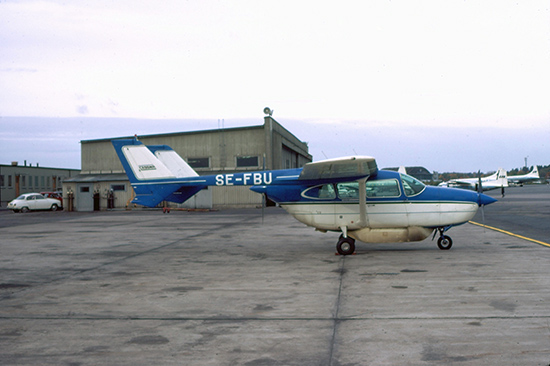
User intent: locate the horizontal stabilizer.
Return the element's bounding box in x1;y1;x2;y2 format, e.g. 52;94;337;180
164;186;206;204
131;182;184;207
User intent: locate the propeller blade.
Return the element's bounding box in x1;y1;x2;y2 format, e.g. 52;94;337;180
477;170;483;194
476;170;483;207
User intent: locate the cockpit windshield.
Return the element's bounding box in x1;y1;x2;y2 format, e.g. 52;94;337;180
400;173;426;196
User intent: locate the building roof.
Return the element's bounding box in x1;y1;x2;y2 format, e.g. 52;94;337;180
64;173;129;183
81;124;265;144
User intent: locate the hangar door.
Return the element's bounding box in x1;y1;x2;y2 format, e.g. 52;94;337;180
76;184;94;212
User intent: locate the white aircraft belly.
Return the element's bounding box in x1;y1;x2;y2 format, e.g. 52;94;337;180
282;202;409;231
282;201;479;232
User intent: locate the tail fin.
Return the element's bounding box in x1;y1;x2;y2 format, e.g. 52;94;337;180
112;138;204;207
496;168;508;187
111;139;176;182
146;145;199;178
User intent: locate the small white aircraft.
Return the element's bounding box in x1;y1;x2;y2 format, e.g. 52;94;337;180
508;166;540;185
438;168;508;192
112;138;497;255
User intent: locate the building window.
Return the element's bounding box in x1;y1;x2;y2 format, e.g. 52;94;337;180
111;184;126;192
8;175;12;187
22;176;26;187
35;176;39;187
187;157;210;169
41;176;45;188
0;175;4;187
236;156;259;168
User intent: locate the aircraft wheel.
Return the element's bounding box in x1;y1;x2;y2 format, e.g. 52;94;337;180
337;235;356;256
437;235;453;250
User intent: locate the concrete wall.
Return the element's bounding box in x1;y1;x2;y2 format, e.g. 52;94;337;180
62;179;133;212
212;186;263;209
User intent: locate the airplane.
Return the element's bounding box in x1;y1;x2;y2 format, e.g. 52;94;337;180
112;137;497;255
508;166;540;185
438;168;508;192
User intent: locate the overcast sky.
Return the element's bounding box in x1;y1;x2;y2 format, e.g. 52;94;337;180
1;1;549;172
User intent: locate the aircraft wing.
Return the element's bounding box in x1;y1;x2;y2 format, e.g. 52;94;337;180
449;179;475;186
298;156;378;182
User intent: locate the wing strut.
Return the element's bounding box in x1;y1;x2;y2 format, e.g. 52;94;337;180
358;177;368;227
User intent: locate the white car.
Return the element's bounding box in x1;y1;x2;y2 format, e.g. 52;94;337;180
7;193;62;213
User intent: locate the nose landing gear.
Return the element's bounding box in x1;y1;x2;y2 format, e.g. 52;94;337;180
433;227;453;250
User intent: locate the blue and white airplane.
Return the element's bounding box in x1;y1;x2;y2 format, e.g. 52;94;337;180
112;138;497;255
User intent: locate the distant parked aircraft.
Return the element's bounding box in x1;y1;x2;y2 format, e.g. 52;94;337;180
508;166;540;185
438;168;508;192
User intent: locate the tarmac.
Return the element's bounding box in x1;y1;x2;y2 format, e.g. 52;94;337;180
1;185;550;365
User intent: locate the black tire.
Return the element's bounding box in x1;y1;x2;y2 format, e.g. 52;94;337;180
51;204;58;211
21;207;30;213
337;235;356;255
437;235;453;250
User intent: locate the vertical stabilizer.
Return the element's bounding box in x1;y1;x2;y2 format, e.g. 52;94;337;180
147;145;199;178
496;168;508;187
112;139;175;182
112;139;206;208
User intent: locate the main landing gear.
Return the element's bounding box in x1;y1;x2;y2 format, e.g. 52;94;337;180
434;227;453;250
337;234;356;256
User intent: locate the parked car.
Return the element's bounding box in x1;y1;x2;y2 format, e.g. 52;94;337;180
7;193;62;213
41;191;63;208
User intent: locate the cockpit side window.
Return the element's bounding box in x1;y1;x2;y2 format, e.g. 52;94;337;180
400;173;426;196
336;179;401;199
336;182;359;199
302;184;336;200
366;179;401;198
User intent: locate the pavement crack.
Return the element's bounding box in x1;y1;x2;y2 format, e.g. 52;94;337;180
328;256;346;366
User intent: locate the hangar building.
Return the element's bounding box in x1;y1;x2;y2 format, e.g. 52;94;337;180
64;116;312;211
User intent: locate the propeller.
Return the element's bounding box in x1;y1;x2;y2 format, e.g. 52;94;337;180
477;171;486;228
